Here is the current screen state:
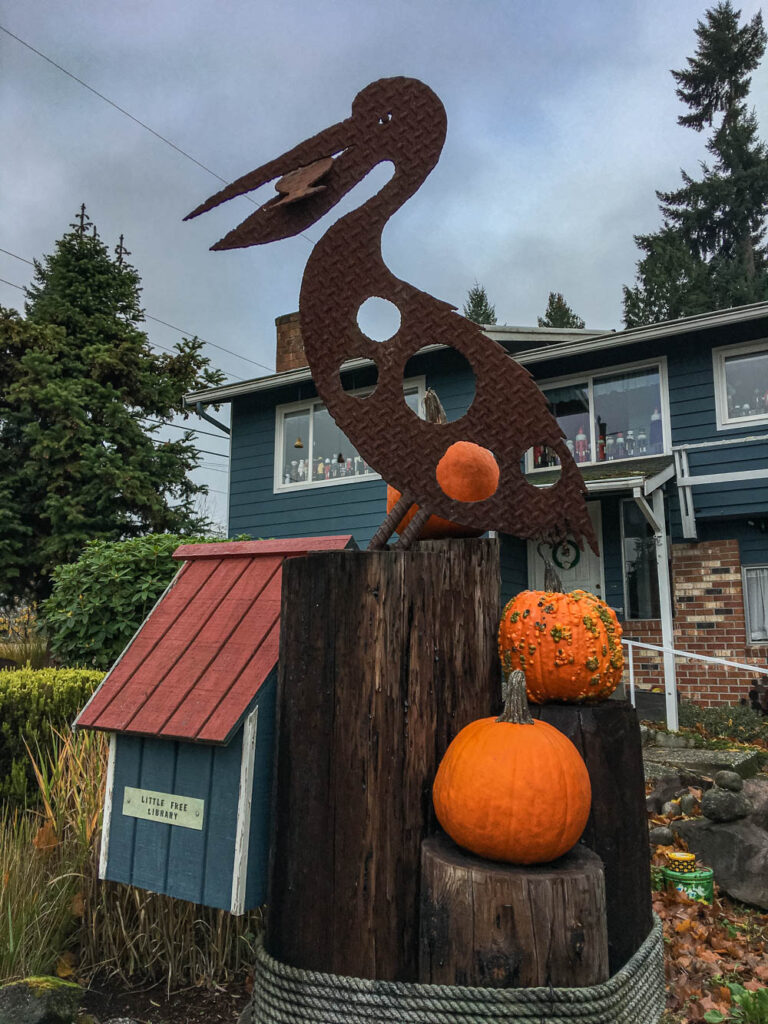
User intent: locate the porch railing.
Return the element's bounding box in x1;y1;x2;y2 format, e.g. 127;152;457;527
621;638;768;729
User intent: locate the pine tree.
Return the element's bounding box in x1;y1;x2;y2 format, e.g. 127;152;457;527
537;291;586;329
462;282;497;325
623;2;768;327
0;206;225;603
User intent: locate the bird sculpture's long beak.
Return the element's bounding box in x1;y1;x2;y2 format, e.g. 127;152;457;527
185;117;358;249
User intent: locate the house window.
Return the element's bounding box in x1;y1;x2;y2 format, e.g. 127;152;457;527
713;340;768;429
621;499;660;620
743;566;768;643
275;380;424;491
530;361;666;469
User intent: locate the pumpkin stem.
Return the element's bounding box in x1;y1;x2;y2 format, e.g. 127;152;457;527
423;388;448;424
536;541;564;593
497;669;534;725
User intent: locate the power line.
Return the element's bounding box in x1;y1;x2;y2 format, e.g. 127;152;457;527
0;242;273;374
0;25;317;251
141;416;230;441
0;276;24;290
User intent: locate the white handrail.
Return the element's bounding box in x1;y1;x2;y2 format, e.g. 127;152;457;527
622;638;768;677
621;637;768;726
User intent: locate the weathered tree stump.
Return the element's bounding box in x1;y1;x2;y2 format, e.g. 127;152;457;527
531;700;652;974
267;539;501;981
419;834;609;988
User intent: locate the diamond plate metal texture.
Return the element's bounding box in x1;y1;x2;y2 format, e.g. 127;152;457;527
187;77;597;552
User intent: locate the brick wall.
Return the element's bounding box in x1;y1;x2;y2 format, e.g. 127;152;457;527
623;539;768;706
275;312;306;372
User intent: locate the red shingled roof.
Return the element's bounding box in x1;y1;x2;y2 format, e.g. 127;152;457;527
75;537;354;744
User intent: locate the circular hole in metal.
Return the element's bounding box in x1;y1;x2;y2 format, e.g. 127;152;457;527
436;442;499;503
357;297;401;342
524;446;564;486
404;347;476;423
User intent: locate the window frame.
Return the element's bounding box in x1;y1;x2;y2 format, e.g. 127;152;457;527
742;563;768;645
527;356;671;473
713;338;768;431
273;375;426;494
619;496;661;622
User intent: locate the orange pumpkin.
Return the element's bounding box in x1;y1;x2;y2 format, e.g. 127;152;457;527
387;440;499;539
498;589;623;703
433;670;591;863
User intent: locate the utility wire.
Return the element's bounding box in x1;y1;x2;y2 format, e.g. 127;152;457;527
0;276;23;290
141;416;230;441
0;243;273;374
0;25;317;250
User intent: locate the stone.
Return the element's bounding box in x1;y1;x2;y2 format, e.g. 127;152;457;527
744;776;768;830
237;1005;253;1024
649;826;674;845
714;770;744;792
672;818;768;909
701;786;752;822
646;773;690;813
643;746;759;780
661;799;682;817
0;977;83;1024
680;792;699;815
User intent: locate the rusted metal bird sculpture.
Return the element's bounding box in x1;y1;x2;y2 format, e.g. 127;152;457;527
186;77;597;553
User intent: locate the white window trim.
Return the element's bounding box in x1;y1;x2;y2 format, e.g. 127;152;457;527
620;497;661;622
526;356;671;473
273;376;426;494
713;338;768;431
742;564;768;646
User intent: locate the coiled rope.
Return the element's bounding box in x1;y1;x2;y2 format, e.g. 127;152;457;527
248;913;665;1024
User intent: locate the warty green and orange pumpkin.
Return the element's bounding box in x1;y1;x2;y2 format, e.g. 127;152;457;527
498;589;623;703
432;669;591;864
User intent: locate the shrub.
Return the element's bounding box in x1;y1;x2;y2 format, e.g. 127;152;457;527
0;603;49;669
0;727;107;981
678;700;768;745
0;667;103;804
43;533;241;670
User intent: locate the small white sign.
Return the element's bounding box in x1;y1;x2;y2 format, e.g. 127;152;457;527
122;786;204;831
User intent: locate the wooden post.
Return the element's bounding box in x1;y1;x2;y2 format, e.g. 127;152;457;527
267;539;501;981
419;834;609;988
531;700;652;974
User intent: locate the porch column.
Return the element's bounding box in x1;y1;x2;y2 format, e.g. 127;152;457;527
633;487;678;731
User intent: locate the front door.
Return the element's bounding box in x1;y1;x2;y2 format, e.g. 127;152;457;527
528;501;605;599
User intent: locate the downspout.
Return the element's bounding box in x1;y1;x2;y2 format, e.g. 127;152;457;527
632;486;679;731
194;401;230;435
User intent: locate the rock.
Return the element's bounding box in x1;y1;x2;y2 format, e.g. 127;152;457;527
661;799;682;817
0;977;82;1024
701;786;752;822
680;792;699;815
237;1005;253;1024
644;746;759;780
744;776;768;830
672;818;768;909
649;826;674;845
646;773;689;812
714;770;744;792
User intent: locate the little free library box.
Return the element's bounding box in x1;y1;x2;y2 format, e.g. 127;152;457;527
75;536;354;914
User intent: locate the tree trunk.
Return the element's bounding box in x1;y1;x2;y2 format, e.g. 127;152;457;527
419;834;609;988
531;700;652;973
267;539;501;981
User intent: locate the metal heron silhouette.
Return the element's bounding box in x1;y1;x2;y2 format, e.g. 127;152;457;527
186;77;597;554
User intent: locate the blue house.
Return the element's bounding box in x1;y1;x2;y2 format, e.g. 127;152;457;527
186;303;768;711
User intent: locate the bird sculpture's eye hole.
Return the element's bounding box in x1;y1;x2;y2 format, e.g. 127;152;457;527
357;296;401;342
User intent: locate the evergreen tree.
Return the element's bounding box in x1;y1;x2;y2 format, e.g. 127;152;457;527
623;2;768;326
0;206;224;603
462;282;497;324
537;291;586;329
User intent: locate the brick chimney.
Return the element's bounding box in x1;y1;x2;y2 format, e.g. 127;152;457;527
275;312;307;372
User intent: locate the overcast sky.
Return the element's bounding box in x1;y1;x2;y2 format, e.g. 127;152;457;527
2;0;766;531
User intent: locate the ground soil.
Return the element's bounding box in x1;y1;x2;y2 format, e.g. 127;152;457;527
80;979;249;1024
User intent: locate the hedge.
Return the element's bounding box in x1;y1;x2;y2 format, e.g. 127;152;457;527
0;667;103;804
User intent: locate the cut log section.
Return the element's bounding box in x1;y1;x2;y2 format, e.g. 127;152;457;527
531;700;652;974
419;833;609;988
267;539;501;981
